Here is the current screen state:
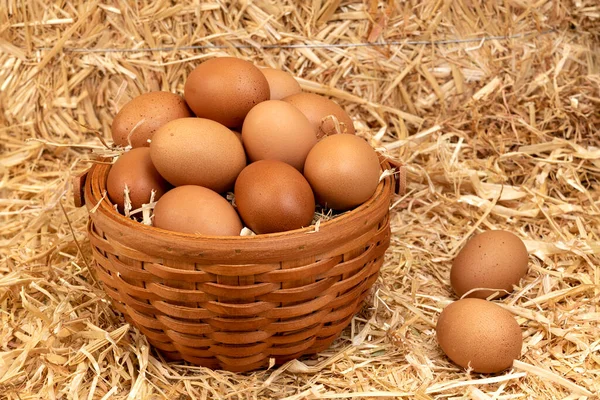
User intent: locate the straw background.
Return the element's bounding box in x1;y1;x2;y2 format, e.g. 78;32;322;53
1;0;599;399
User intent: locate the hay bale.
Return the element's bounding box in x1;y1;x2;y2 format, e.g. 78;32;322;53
1;0;598;398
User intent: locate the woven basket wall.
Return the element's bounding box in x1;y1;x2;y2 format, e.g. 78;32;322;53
75;159;399;372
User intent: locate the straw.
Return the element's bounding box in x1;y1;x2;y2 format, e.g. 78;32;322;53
1;0;599;398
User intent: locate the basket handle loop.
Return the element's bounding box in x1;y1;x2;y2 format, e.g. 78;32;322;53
386;158;407;196
72;168;90;207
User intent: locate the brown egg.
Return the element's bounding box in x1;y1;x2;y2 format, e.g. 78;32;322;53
153;185;242;236
242;100;317;171
184;57;270;128
260;68;302;100
111;91;192;148
150;118;246;193
436;298;522;373
106;148;170;212
303;134;380;210
451;231;529;299
283;92;355;138
234;160;315;234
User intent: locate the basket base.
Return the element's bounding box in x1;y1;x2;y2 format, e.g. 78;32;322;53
118;295;365;372
151;331;340;372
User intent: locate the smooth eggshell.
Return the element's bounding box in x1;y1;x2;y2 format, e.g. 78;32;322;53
451;230;529;299
283;92;355;138
242;100;317;171
260;68;302;100
150;118;246;193
153;185;242;236
106;147;170;212
184;57;270;128
303;134;380;210
111;91;192;148
436;298;523;373
234;160;315;234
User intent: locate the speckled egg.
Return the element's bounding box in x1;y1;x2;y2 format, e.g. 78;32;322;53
111;91;192;148
436;298;523;373
184;57;270;128
234;160;315;234
153;185;242;236
303;134;380;210
260;68;302;100
106;147;170;212
451;230;529;299
150;118;246;193
242;100;317;171
283;92;355;138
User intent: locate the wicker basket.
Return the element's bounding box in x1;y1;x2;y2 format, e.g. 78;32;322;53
74;158;403;372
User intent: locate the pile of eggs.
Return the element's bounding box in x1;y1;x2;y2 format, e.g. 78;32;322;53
106;57;383;235
436;230;530;373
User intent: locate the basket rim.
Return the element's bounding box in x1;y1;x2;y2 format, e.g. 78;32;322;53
84;158;394;262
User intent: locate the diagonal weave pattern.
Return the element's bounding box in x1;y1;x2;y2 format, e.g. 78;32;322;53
81;161;395;372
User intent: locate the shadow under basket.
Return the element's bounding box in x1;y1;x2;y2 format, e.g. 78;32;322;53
74;159;403;372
